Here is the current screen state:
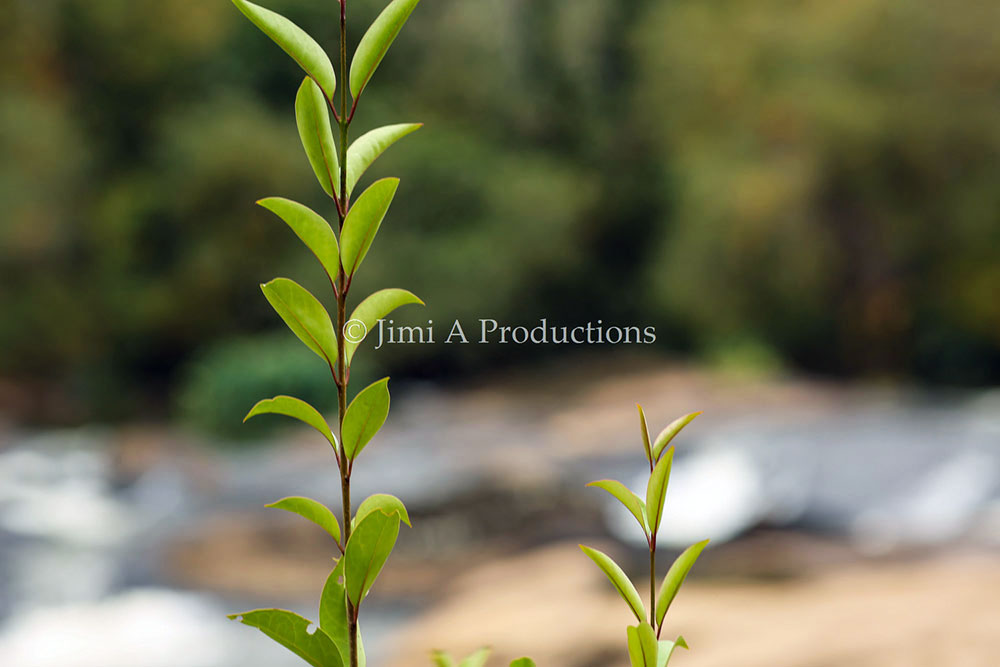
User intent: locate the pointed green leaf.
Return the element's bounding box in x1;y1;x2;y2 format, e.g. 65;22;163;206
342;378;390;460
638;404;653;465
656;540;709;626
579;545;645;623
258;198;340;284
656;637;689;667
349;0;421;99
627;622;658;667
295;78;339;199
321;562;367;666
261;277;337;366
588;479;647;536
509;660;536;667
345;288;424;364
266;496;341;543
344;509;401;605
244;395;337;448
228;609;342;667
646;446;674;536
431;652;457;667
340;178;399;277
458;648;491;667
356;493;411;527
345;123;422;198
232;0;337;99
651;412;702;461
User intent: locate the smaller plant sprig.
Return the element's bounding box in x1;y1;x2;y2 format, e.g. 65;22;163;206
431;649;535;667
581;407;709;667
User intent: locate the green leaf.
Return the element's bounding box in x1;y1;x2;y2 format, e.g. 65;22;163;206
627;622;658;667
320;559;369;666
356;493;411;527
656;540;709;626
579;545;645;623
344;509;401;605
587;479;647;535
228;609;342;667
638;404;653;465
345;288;424;364
646;446;674;536
258;198;340;284
232;0;337;99
345;123;422;198
244;395;337;448
651;412;702;461
340;178;399;277
431;652;457;667
342;378;391;459
261;277;338;366
295;78;339;199
656;637;689;667
349;0;421;99
459;648;492;667
266;496;341;543
509;660;536;667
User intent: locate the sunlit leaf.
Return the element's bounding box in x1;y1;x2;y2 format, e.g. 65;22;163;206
344;509;401;605
294;78;339;199
431;652;457;667
645;446;674;536
258;198;340;283
627;622;658;667
261;278;338;366
340;178;399;277
458;648;491;667
588;479;647;536
232;0;337;99
656;636;689;667
651;412;702;461
638;404;653;466
342;377;390;459
345;123;422;198
349;0;421;99
509;659;536;667
320;562;367;666
266;496;341;543
244;395;337;448
356;493;411;527
656;540;709;626
579;545;645;622
228;608;342;667
345;288;423;364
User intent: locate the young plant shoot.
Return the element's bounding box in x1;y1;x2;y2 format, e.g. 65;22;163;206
228;1;424;666
581;408;709;667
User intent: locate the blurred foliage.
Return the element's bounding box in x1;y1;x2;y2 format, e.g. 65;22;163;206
177;334;335;439
1;0;998;426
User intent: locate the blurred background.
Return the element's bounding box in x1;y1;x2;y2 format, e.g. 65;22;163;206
1;0;998;665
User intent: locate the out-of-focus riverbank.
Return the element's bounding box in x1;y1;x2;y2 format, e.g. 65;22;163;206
1;359;998;666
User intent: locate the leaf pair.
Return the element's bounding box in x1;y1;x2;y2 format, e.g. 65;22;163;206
297;78;422;202
639;406;702;466
233;0;422;104
586;445;672;541
626;622;688;667
258;276;421;370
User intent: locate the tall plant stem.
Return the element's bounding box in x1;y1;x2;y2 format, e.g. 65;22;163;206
649;543;657;629
335;2;357;667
